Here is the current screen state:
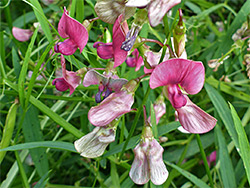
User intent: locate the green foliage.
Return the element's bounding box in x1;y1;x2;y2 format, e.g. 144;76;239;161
0;0;250;187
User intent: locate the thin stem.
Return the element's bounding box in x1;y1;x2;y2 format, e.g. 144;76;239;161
141;38;164;47
196;134;214;188
119;85;151;161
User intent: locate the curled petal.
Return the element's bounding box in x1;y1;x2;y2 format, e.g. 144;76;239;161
65;71;81;95
113;14;129;67
74;127;115;158
93;42;114;59
52;78;69;91
148;139;168;185
166;85;187;109
12;27;33;42
176;95;217;134
148;0;181;27
88;90;134;126
129;142;150;185
149;59;205;95
54;39;78;55
58;7;88;54
126;49;144;71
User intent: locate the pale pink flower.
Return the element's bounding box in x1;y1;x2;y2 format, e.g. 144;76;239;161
93;14;129;67
54;7;88;55
74;126;116;158
148;95;166;124
126;0;181;27
150;58;217;133
12;27;33;42
52;55;82;95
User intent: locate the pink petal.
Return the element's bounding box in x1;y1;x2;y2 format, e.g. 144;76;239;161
149;58;205;95
88;90;134;126
126;0;151;7
54;39;78;55
126;57;136;67
176;95;217;134
12;27;33;42
93;42;114;59
166;84;187;109
58;7;88;53
108;78;128;92
113;14;129;67
52;78;70;92
148;0;181;27
129;142;150;185
83;69;106;87
148;139;168;185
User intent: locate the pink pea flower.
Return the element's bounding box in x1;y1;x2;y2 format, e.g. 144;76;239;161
207;151;216;167
54;7;88;55
12;27;33;42
130;126;168;185
125;49;144;71
83;69;128;103
93;14;129;67
150;58;217;134
88;79;138;127
52;55;82;95
74;125;116;158
125;0;181;27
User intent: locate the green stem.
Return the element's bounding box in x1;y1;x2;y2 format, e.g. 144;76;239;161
196;134;214;188
15;151;29;188
119;85;151;160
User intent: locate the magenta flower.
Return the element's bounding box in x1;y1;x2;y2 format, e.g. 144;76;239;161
150;58;217;133
125;49;144;71
93;14;129;67
207;151;216;167
130;126;168;185
88;80;138;126
52;55;81;95
74;125;116;158
126;0;181;27
12;27;33;42
54;7;88;55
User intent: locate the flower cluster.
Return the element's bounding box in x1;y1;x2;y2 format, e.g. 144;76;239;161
41;2;218;185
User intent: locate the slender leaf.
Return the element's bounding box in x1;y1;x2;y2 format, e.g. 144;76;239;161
215;125;237;188
165;161;210;188
229;103;250;185
205;83;239;149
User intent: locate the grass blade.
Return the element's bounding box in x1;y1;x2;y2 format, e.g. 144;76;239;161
229;103;250;185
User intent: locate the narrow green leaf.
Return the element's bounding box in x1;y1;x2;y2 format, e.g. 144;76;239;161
15;151;29;188
34;170;50;188
165;161;210;188
215;125;237;188
0;141;76;153
4;79;84;138
24;41;55;109
76;0;84;22
22;105;49;178
229;103;250;185
111;162;120;188
26;0;53;42
204;83;239;149
18;27;38;108
12;47;21;79
0;100;19;164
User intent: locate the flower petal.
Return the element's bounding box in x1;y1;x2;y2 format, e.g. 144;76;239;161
148;0;181;27
52;78;69;92
93;42;114;59
107;78;128;92
125;0;151;7
74;127;112;158
88;90;134;126
129;142;150;185
54;39;78;55
12;27;33;42
176;95;217;134
113;14;129;67
58;7;88;53
83;69;107;87
149;58;205;95
148;139;168;185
